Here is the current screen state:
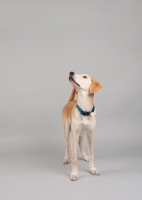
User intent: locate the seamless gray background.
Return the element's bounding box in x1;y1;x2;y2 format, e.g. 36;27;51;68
0;0;142;200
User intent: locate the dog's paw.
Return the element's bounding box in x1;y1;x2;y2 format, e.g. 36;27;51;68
70;172;78;181
82;155;89;162
63;157;70;164
91;168;100;175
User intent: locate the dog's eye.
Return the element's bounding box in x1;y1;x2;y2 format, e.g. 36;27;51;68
83;76;87;78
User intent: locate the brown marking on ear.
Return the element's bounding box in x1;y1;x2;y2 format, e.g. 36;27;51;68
89;79;102;94
68;88;76;102
75;90;78;100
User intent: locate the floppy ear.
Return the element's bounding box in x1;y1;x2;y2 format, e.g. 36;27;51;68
89;79;102;94
75;90;78;100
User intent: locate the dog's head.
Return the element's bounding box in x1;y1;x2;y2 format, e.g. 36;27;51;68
69;71;102;94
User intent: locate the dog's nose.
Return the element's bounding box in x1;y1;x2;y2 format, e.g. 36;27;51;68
69;71;75;76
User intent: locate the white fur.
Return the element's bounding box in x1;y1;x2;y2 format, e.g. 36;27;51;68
63;72;101;180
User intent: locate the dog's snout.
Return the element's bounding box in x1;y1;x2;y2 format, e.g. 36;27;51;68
69;71;75;76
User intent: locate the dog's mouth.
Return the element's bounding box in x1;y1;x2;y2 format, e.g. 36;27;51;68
69;77;80;87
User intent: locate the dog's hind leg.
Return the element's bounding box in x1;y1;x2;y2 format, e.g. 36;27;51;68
63;120;71;164
78;135;89;162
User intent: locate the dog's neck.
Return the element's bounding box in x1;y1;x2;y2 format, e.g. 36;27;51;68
77;90;94;112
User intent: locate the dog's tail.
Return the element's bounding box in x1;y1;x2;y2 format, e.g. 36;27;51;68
68;88;78;102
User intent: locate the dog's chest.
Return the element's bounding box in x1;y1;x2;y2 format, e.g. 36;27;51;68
76;115;96;134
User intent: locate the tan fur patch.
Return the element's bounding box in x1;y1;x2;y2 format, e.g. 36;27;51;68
89;79;102;94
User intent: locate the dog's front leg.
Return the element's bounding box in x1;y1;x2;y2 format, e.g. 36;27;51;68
87;132;100;175
70;131;79;181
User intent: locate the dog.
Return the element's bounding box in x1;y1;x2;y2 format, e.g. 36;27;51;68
62;72;102;181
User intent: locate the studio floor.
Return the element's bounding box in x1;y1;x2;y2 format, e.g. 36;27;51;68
0;147;142;200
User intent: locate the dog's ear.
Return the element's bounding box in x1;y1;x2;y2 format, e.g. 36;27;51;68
75;90;78;100
89;79;102;94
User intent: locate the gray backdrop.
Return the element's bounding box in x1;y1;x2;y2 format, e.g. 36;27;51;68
0;0;142;199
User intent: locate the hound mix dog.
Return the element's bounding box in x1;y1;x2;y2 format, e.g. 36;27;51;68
62;72;102;181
